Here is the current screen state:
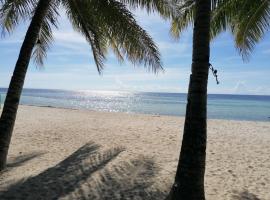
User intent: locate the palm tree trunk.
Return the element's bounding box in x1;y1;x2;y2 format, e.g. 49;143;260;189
167;0;211;199
0;0;52;171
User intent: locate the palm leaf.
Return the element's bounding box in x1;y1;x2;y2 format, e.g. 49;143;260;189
0;0;37;35
62;0;108;73
93;0;163;72
170;0;195;39
32;0;59;66
62;0;163;73
172;0;270;60
119;0;178;18
210;0;270;59
233;0;270;59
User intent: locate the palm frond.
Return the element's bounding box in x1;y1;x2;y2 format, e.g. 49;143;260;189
119;0;178;19
209;0;228;39
32;19;53;66
170;0;223;39
62;0;163;73
62;0;107;73
0;0;37;35
172;0;270;60
108;36;125;63
32;0;59;66
170;0;195;39
211;0;270;59
234;0;270;59
99;0;163;72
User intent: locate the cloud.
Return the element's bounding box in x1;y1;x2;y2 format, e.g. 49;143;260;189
53;31;85;44
157;41;190;55
230;81;270;95
233;81;248;94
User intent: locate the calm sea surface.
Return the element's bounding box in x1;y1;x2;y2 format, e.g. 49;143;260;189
0;88;270;121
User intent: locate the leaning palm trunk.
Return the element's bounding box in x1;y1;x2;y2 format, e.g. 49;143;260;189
0;0;52;170
167;0;211;199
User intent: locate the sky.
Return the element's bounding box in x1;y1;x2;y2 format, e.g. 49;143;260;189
0;7;270;95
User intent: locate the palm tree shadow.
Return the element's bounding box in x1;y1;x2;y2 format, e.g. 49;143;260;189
72;156;166;200
7;152;45;168
232;190;261;200
0;142;165;200
0;142;124;199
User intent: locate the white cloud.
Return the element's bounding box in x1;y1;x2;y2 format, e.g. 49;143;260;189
53;31;85;44
233;81;248;94
157;41;190;55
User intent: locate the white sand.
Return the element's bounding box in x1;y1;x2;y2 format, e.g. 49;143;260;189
0;105;269;199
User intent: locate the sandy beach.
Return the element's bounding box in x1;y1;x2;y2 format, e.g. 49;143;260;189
0;105;269;200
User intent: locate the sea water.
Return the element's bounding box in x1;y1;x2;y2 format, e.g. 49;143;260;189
0;88;269;121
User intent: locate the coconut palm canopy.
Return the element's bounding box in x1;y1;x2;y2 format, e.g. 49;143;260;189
171;0;270;59
0;0;178;73
0;0;180;171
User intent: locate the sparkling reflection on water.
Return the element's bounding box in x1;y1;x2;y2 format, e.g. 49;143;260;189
0;88;270;121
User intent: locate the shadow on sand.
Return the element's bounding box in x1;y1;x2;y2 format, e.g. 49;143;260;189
232;190;261;200
0;142;165;200
7;152;45;168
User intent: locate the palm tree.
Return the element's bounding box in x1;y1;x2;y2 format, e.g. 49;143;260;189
167;0;270;199
0;0;174;170
166;0;211;199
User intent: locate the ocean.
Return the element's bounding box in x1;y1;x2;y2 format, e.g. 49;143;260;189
0;88;270;121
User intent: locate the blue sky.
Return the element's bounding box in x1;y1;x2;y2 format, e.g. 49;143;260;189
1;8;270;95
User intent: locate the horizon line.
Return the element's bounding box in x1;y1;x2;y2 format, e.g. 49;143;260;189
0;87;270;97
